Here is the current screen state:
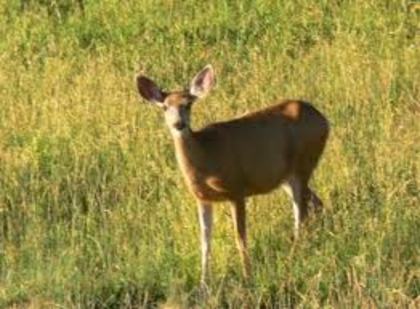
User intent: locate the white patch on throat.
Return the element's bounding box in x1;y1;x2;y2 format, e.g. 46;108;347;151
170;126;190;138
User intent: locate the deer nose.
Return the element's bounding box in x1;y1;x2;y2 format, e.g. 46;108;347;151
174;121;186;130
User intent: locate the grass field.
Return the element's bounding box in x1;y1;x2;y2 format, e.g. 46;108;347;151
0;0;419;307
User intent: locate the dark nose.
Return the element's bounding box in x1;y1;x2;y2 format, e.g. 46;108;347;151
174;122;186;130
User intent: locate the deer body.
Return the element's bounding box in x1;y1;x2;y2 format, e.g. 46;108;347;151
136;65;329;284
173;101;328;203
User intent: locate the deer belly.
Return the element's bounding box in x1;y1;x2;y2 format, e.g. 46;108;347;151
242;157;291;196
244;173;285;196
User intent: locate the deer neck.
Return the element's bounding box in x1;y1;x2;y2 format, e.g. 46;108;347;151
171;129;206;178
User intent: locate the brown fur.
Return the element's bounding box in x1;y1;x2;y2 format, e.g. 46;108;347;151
173;100;329;203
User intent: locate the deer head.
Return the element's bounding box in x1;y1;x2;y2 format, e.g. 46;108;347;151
136;65;215;136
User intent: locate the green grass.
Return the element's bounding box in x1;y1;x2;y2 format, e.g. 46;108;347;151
0;0;419;307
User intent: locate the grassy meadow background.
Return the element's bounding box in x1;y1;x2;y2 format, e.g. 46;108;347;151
0;0;419;307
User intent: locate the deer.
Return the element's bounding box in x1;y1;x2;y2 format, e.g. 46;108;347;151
136;65;329;284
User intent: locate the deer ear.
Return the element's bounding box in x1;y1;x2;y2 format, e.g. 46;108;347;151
136;75;166;104
190;65;215;98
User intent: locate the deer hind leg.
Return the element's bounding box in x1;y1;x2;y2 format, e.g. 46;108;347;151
299;149;325;213
198;201;213;285
230;199;252;279
309;188;323;212
283;176;310;238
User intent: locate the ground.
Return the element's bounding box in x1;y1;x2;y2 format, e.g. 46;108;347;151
0;0;419;307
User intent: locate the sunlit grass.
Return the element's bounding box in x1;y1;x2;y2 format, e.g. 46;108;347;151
0;0;419;307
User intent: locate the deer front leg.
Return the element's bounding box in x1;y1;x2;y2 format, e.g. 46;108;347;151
231;199;252;279
198;201;213;285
